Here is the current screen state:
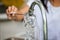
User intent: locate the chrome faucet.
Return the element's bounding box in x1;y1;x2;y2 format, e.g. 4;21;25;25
24;0;48;40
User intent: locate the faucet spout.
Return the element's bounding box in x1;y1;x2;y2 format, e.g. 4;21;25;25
28;1;48;40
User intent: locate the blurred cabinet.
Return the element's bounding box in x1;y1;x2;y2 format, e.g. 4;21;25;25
0;2;7;13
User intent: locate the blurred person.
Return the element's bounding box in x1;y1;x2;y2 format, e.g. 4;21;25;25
6;0;60;40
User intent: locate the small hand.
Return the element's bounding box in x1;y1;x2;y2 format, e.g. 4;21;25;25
6;4;29;21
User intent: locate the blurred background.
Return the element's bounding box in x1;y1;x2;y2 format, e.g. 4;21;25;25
0;0;7;13
0;0;26;40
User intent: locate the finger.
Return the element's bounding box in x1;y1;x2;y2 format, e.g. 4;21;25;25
11;6;17;12
8;14;16;20
6;9;12;20
7;6;14;17
11;6;16;12
6;9;9;14
14;7;17;12
6;9;12;17
7;15;12;20
11;6;15;10
8;6;12;13
11;6;18;16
